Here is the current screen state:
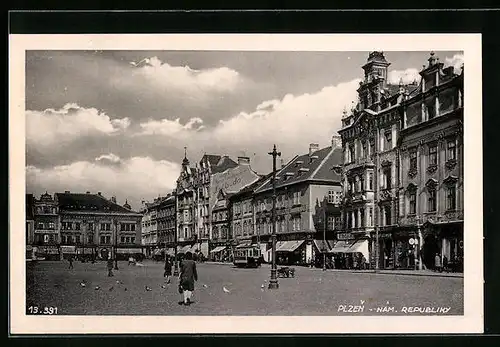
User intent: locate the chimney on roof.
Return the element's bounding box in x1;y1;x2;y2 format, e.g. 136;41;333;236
237;156;250;165
97;192;102;196
111;196;117;204
86;191;90;194
331;135;342;149
309;143;320;156
280;158;285;169
64;190;70;194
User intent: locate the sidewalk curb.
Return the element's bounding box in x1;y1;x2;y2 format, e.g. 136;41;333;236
204;262;463;278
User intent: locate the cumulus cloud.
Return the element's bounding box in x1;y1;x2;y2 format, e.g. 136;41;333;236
26;156;181;210
445;53;464;74
130;56;242;94
388;68;421;85
130;78;361;165
137;117;205;137
95;153;121;164
26;103;130;147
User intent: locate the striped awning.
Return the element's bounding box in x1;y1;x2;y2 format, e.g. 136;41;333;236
210;246;226;254
331;240;354;253
345;239;370;260
276;240;304;252
178;245;192;254
236;241;252;248
313;240;335;253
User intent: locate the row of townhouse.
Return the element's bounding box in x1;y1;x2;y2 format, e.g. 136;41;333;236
146;138;345;266
25;191;142;260
338;51;464;271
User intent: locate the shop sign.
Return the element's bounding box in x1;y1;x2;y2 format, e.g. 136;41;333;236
337;233;355;241
37;246;59;254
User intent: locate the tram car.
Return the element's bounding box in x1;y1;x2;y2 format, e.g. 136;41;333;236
233;245;262;268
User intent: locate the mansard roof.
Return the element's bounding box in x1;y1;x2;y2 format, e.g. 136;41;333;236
56;192;141;215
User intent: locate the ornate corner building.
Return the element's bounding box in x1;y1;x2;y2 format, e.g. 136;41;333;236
338;51;463;270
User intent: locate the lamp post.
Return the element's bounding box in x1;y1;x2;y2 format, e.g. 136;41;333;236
114;219;119;270
268;144;281;290
416;215;423;270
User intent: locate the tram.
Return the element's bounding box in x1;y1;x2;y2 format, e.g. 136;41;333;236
233;245;262;268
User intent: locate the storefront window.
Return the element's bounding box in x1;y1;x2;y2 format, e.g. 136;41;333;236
428;189;437;212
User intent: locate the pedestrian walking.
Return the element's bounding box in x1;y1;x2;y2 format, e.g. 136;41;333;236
68;255;74;269
107;256;114;277
443;255;448;272
164;255;172;284
434;253;442;272
178;251;198;306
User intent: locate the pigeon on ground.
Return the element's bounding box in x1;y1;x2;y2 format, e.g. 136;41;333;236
223;287;230;293
261;284;265;289
161;285;166;289
95;286;100;290
109;286;114;291
80;282;86;287
124;288;128;291
116;280;122;284
136;263;144;267
145;286;152;291
202;284;208;288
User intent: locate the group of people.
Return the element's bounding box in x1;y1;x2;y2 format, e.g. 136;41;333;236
164;251;198;306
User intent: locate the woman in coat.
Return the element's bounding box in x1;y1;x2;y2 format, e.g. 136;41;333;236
178;251;198;306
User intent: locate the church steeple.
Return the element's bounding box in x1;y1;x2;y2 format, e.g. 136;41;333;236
362;51;391;85
182;146;190;167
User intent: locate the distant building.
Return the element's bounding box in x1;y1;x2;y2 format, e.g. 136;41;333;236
157;193;177;253
33;192;60;260
175;150;261;258
56;191;142;260
228;173;272;261
210;189;234;262
140;197;161;258
253;137;343;266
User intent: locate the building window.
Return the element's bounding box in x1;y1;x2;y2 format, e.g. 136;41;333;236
385;206;392;226
446;185;457;210
131;237;135;244
75;222;81;231
429;145;438;166
328;190;336;204
368;208;373;226
368;173;373;190
121;236;125;243
409;191;416;215
100;223;111;231
385;131;392;150
349;144;355;163
88;233;94;244
88;222;94;231
447;140;457;161
410;150;417;171
428;189;437;212
360;176;365;192
384;169;392;189
293;191;301;205
362;140;367;158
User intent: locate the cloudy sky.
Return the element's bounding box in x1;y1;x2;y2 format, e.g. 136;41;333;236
25;50;463;210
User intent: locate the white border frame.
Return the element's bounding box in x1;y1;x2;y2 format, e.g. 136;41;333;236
9;34;483;334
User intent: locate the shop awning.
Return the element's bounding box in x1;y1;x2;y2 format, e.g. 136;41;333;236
166;248;175;256
117;248;142;254
154;248;164;255
210;246;226;254
178;245;192;254
313;240;334;253
236;241;252;248
276;240;304;252
331;240;353;253
189;245;199;253
61;245;76;254
77;248;96;255
345;239;370;260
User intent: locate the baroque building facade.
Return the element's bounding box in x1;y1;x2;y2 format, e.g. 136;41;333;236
398;52;464;271
338;51;464;270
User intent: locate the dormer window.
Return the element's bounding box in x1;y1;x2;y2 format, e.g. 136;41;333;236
309;155;318;163
295;160;304;167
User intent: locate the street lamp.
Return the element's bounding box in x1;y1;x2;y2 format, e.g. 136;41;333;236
268;144;281;290
114;219;119;270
